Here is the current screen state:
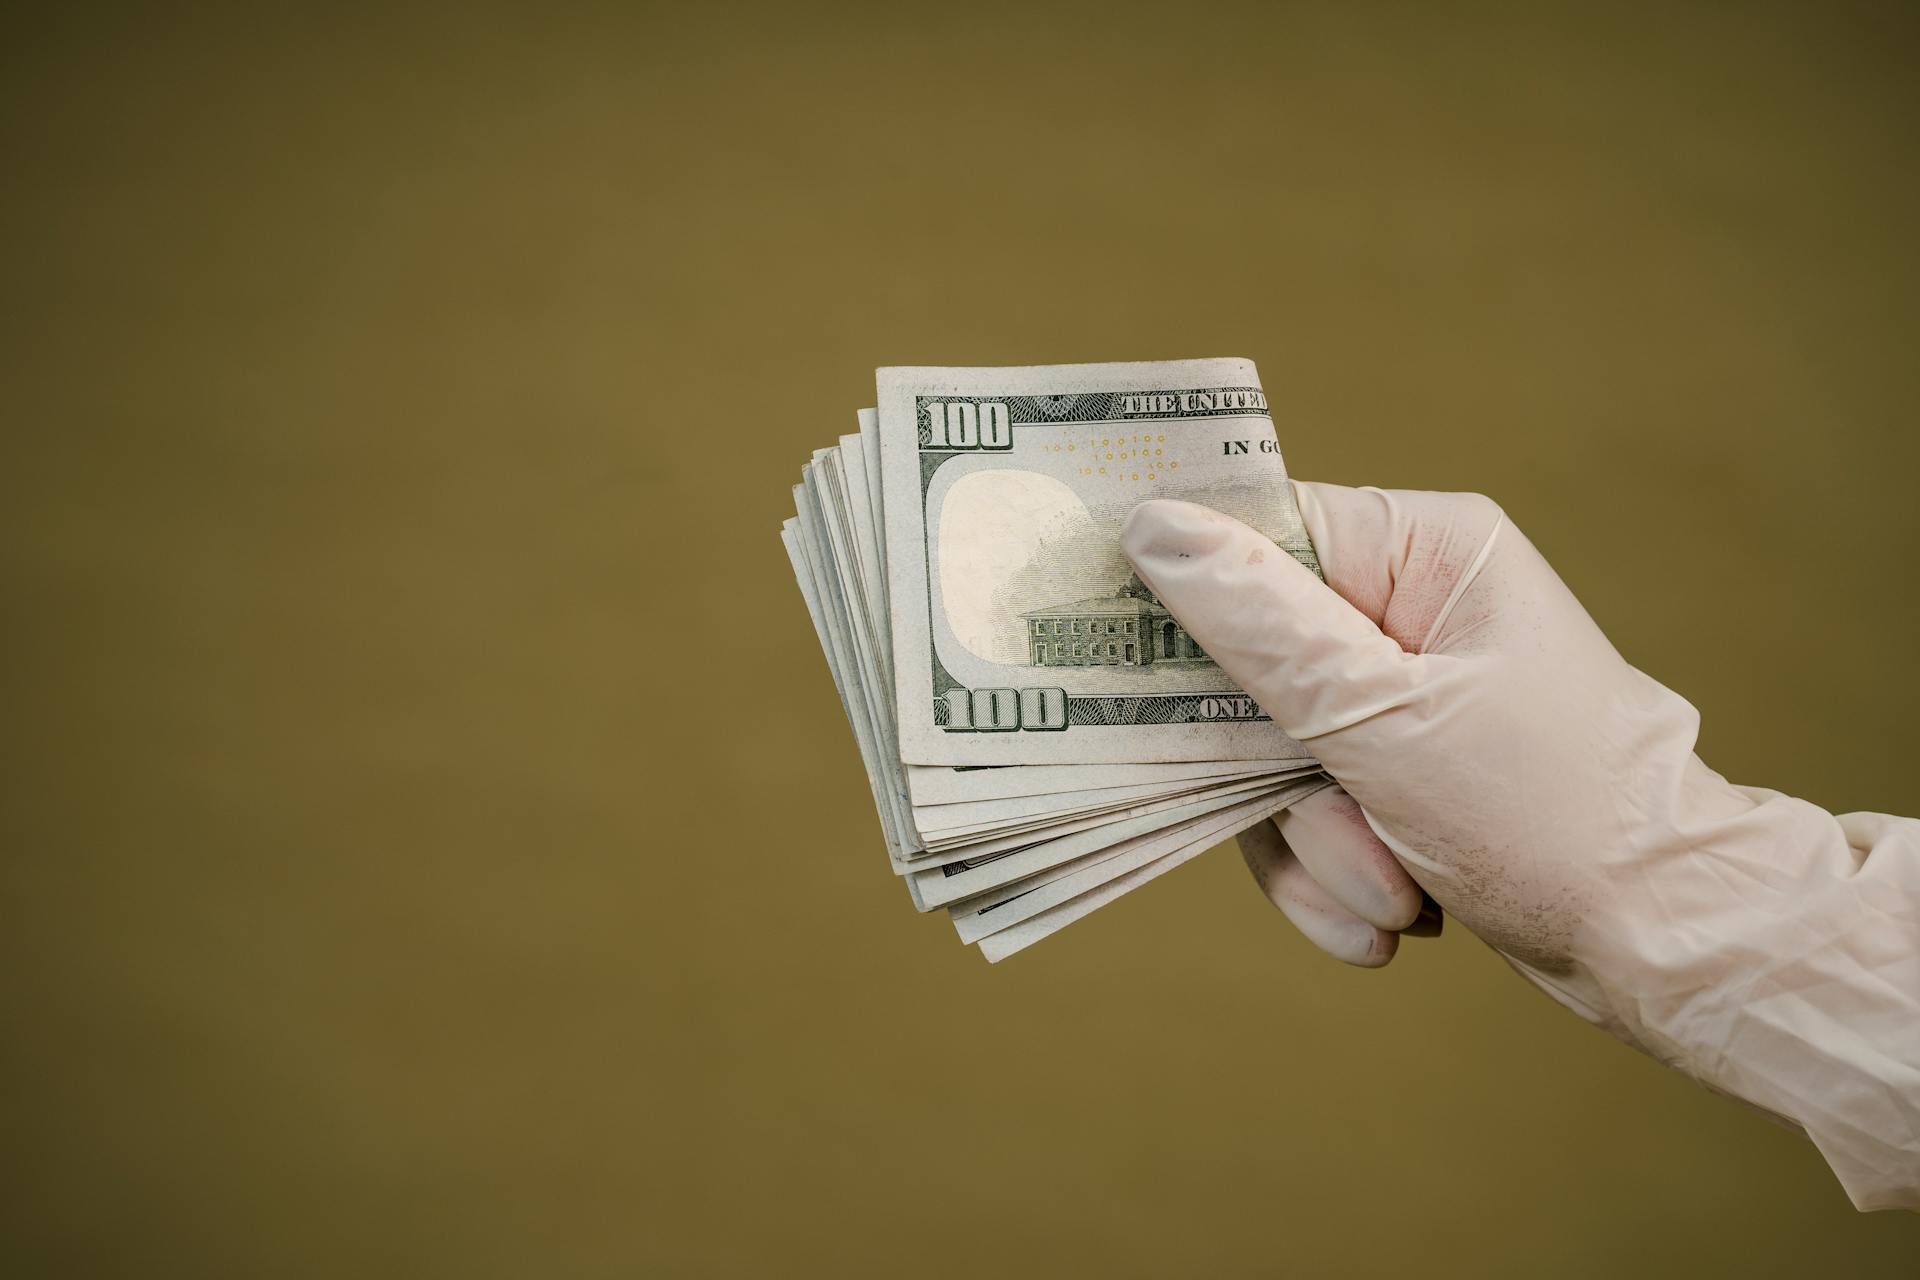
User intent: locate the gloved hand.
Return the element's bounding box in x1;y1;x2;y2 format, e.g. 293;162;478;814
1121;484;1920;1212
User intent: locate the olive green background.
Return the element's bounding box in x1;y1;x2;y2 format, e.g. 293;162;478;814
4;2;1917;1275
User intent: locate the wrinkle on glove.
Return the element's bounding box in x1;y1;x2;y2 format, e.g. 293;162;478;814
1122;487;1920;1211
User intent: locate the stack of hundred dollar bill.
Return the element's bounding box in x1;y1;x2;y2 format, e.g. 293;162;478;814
781;359;1330;961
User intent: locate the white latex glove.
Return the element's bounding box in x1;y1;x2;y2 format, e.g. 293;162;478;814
1121;484;1920;1212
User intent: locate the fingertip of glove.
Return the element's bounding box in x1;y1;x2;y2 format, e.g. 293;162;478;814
1121;499;1233;569
1356;927;1399;968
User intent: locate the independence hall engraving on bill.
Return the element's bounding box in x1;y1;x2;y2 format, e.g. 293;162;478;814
1021;574;1210;668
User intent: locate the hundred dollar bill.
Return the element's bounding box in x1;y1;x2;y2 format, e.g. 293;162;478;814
879;358;1322;766
952;780;1327;947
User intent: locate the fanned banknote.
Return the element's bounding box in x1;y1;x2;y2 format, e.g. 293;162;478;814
781;358;1330;959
